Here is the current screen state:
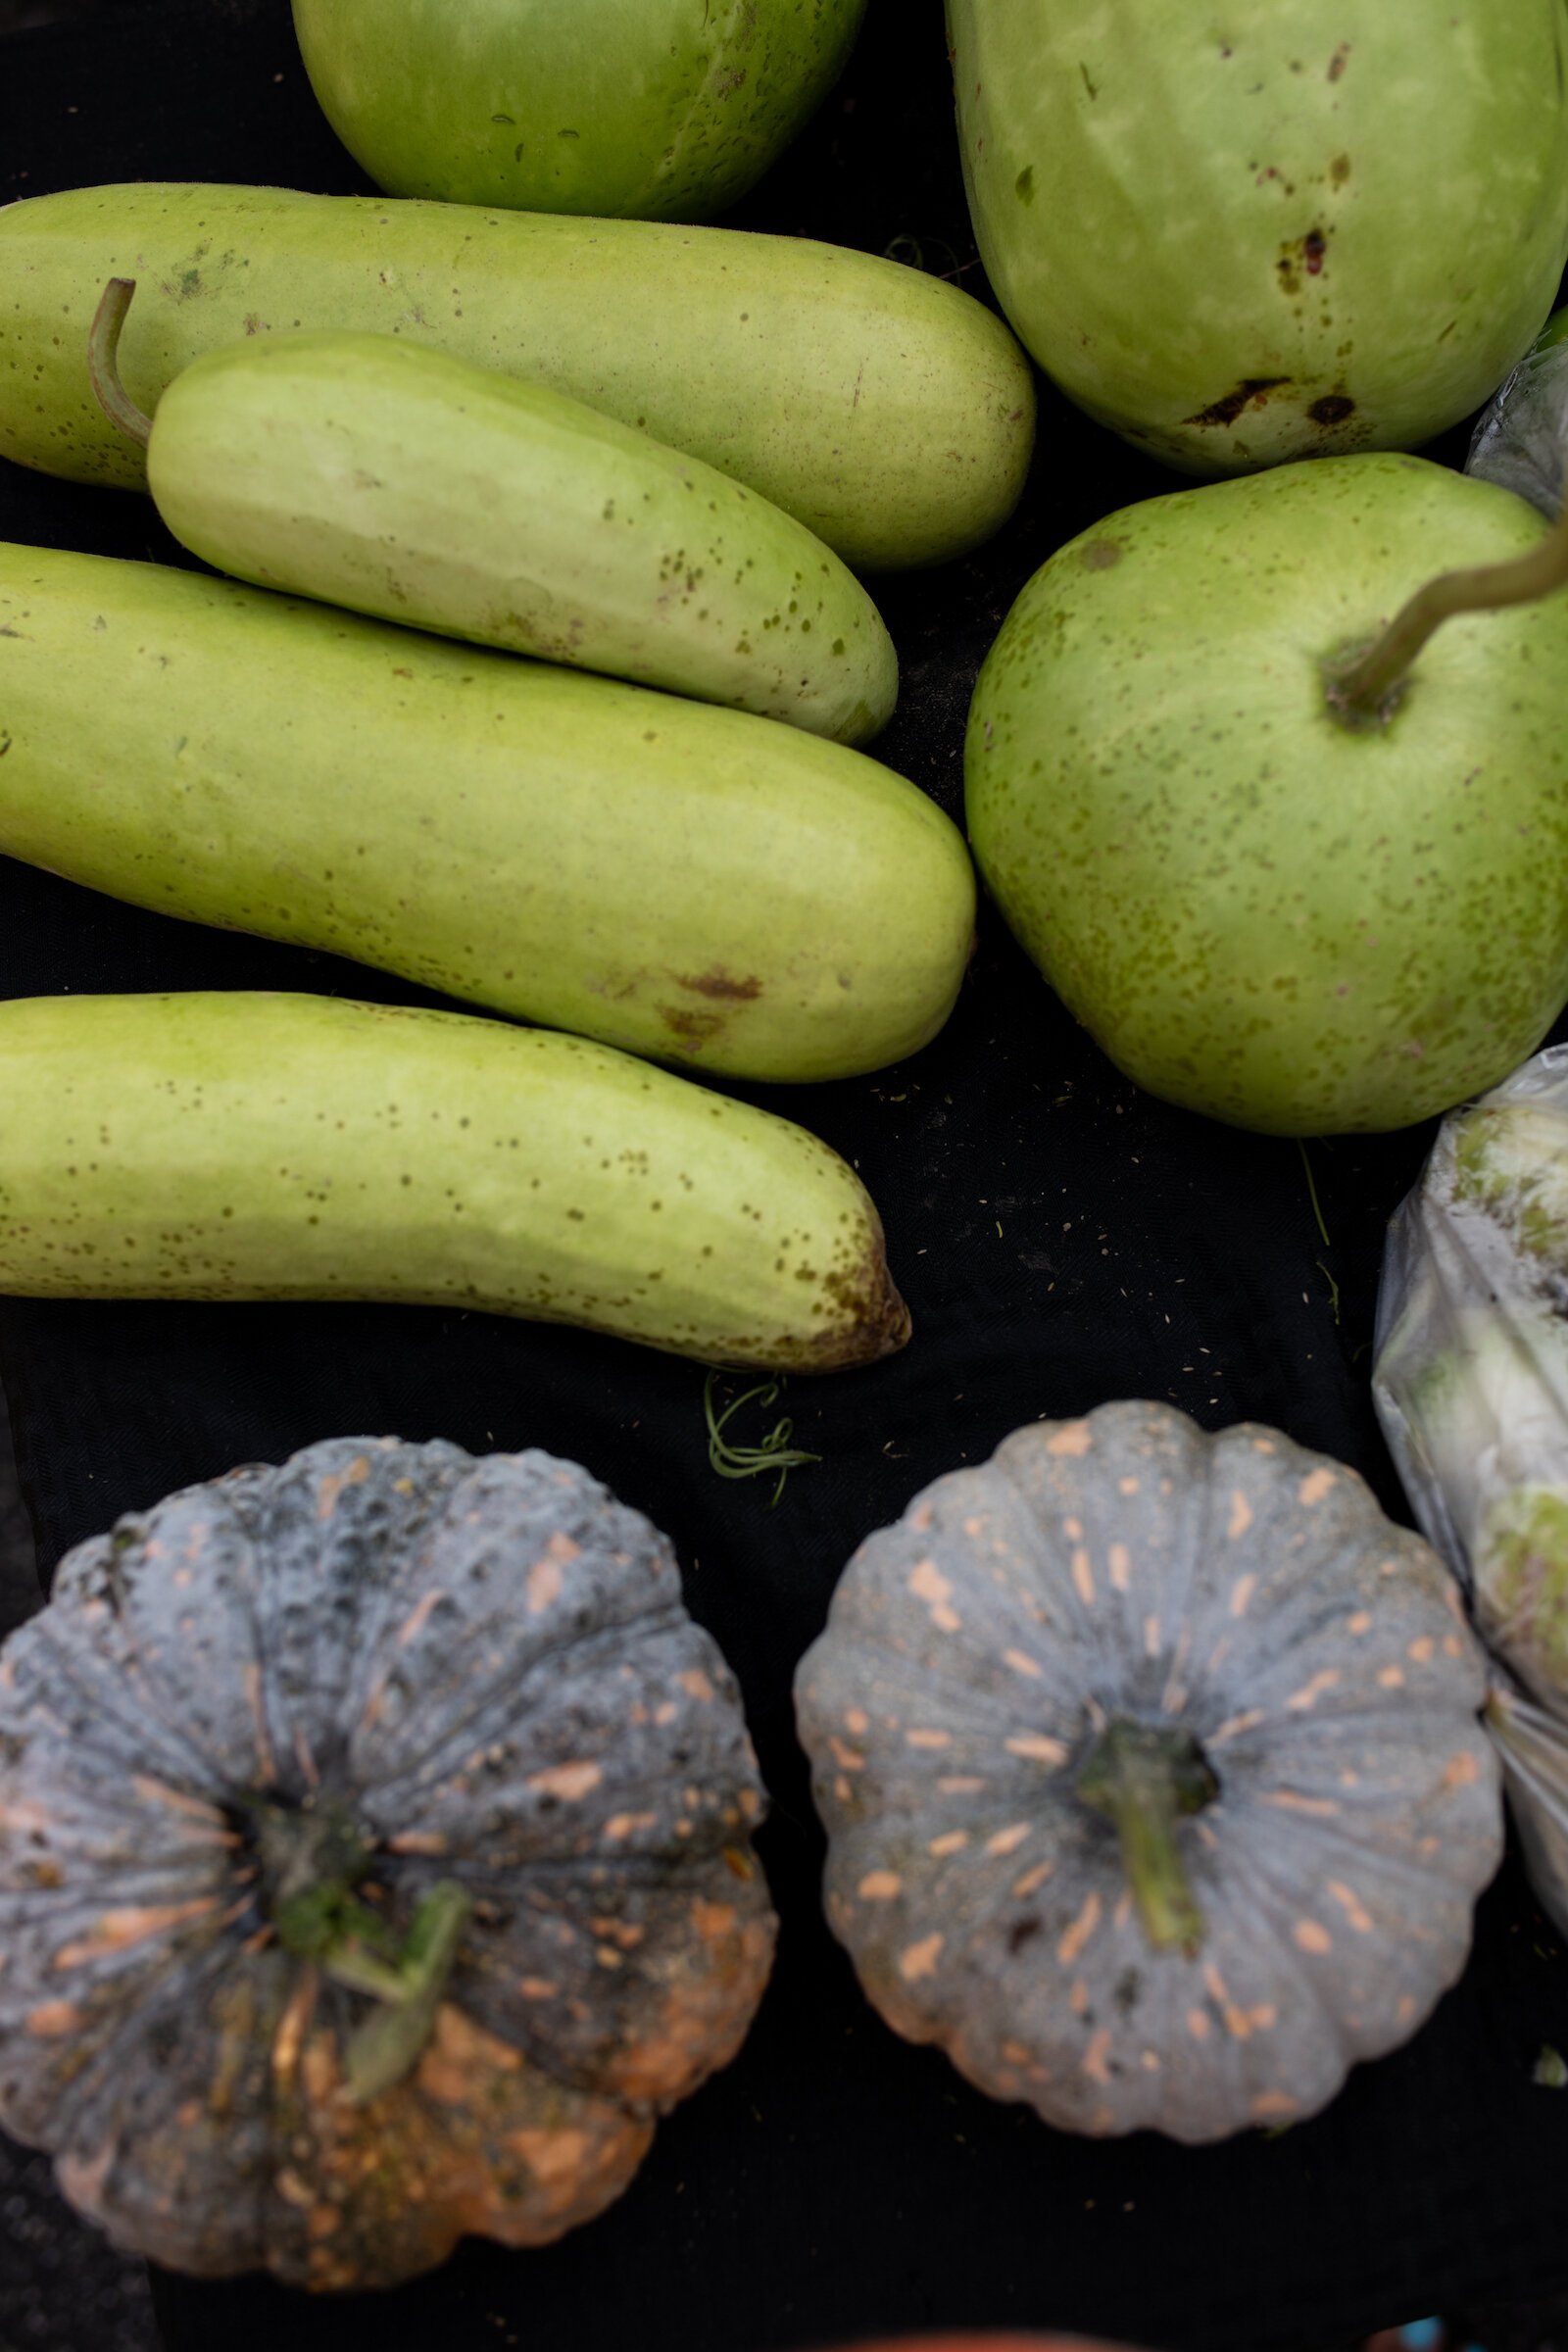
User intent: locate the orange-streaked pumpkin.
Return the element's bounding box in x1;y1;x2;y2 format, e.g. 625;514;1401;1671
0;1436;776;2287
796;1398;1502;2141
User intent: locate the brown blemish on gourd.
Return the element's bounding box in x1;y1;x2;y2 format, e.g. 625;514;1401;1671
670;966;763;1002
1047;1422;1093;1456
316;1455;371;1519
1258;1789;1340;1818
270;1970;318;2086
1057;1891;1102;1966
527;1760;603;1801
657;1003;726;1050
24;2001;80;2038
1326;1881;1374;1932
395;1589;446;1649
1004;1732;1068;1766
1184;377;1291;428
909;1557;961;1632
1081;2027;1114;2082
1309;393;1355;425
53;1897;218;1973
1079;539;1123;571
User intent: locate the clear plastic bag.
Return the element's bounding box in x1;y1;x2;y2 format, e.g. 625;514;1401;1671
1465;311;1568;520
1373;1044;1568;1936
1484;1681;1568;1938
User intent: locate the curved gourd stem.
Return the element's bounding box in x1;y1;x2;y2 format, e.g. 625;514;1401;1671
1076;1717;1214;1959
87;275;153;451
1327;496;1568;722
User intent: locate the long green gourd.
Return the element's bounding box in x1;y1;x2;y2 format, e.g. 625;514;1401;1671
90;284;899;745
0;993;910;1370
0;182;1037;573
0;542;975;1085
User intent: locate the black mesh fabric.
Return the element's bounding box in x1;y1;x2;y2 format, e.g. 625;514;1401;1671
3;6;1568;2349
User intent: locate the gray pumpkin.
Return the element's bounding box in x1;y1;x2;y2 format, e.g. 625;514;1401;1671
0;1436;775;2289
795;1399;1502;2141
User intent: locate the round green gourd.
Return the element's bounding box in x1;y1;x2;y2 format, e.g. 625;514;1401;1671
291;0;869;221
0;1436;777;2289
795;1399;1503;2141
948;0;1568;476
114;318;898;744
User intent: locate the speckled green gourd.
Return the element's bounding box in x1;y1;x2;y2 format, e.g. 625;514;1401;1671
948;0;1568;474
291;0;868;220
965;454;1568;1135
0;993;910;1369
0;543;974;1084
138;328;897;742
0;180;1036;572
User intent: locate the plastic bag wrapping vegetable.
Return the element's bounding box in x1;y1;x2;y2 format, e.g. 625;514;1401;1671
1484;1683;1568;1937
1373;1043;1568;1936
1465;311;1568;520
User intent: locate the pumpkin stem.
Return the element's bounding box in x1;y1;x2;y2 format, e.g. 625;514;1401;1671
240;1797;472;2098
87;276;154;451
341;1880;473;2104
1323;493;1568;725
1075;1717;1215;1959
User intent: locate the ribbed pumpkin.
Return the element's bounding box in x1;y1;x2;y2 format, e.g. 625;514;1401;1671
795;1399;1501;2141
0;1436;776;2289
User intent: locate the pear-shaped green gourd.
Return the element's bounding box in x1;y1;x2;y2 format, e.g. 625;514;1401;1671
93;287;897;744
292;0;868;220
0;182;1036;573
948;0;1568;474
966;454;1568;1135
0;992;910;1370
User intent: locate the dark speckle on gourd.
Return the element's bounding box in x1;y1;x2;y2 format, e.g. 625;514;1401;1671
0;1437;777;2290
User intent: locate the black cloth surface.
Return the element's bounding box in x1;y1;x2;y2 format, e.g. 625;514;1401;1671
3;7;1568;2350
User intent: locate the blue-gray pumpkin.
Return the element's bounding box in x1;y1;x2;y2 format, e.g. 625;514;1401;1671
0;1437;775;2287
795;1399;1501;2140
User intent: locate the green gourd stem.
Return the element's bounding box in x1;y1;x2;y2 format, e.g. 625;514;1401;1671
342;1881;473;2104
1075;1718;1213;1959
87;276;152;451
1326;494;1568;720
